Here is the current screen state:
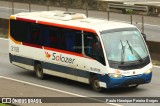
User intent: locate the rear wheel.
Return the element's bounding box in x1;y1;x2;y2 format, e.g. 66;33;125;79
35;63;44;80
90;76;103;92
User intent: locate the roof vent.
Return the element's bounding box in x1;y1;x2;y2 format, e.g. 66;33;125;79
40;11;87;21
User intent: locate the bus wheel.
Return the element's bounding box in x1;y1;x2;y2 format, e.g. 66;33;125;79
90;76;103;92
35;63;44;80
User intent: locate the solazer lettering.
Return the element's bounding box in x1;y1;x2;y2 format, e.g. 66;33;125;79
52;53;75;64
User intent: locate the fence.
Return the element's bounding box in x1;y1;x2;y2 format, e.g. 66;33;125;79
0;0;147;33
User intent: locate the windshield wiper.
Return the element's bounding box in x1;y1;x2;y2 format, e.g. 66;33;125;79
126;40;143;62
120;40;125;64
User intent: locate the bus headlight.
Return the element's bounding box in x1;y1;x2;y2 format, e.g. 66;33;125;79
144;69;152;74
109;73;122;78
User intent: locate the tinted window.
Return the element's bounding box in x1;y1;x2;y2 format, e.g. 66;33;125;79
10;20;82;54
62;29;82;53
84;32;105;65
10;19;29;42
30;23;41;45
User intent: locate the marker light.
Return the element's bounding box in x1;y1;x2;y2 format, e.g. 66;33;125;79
144;69;152;74
109;73;122;78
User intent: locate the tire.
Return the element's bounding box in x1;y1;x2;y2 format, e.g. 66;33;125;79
90;76;103;93
35;63;44;80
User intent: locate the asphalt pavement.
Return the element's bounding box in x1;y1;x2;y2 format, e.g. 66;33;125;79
1;77;117;106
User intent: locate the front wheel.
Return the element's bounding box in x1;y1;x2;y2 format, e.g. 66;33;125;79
90;76;103;93
35;63;44;80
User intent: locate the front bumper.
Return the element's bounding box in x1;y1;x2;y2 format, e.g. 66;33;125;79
98;72;152;88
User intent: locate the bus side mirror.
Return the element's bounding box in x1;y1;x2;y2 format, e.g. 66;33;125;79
141;33;146;41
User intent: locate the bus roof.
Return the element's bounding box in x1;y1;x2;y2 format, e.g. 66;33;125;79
11;11;136;33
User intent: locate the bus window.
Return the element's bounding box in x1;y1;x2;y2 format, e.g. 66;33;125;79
64;30;74;51
74;31;82;53
49;28;59;48
40;26;50;46
10;19;29;42
30;24;41;45
58;29;82;53
59;30;67;50
84;32;105;65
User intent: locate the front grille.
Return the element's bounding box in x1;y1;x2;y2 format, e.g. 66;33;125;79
122;78;145;86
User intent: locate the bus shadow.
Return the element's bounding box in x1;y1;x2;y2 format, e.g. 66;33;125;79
16;70;91;90
104;87;145;95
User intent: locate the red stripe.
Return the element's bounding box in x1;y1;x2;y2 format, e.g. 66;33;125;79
22;42;42;49
16;17;36;23
23;42;91;59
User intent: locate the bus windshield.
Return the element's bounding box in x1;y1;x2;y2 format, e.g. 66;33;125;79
101;28;149;64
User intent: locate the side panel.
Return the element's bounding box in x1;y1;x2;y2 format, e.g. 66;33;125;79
9;34;107;87
9;53;90;84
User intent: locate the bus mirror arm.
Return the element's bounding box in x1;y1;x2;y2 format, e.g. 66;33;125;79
141;33;147;41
